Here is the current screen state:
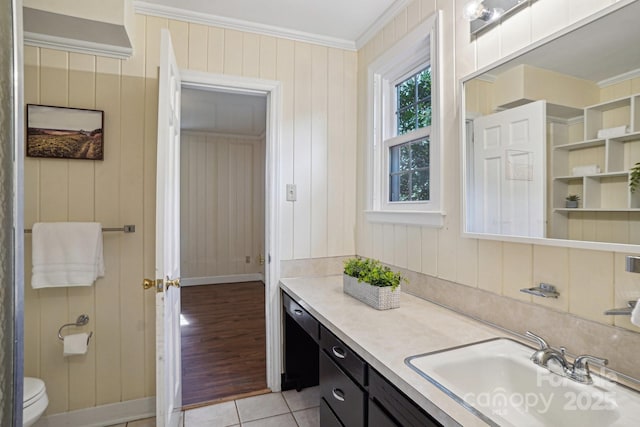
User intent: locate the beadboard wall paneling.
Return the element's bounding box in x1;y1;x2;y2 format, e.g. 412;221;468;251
355;0;639;336
180;132;265;279
24;12;358;416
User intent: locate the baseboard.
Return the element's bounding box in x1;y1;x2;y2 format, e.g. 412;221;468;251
34;397;155;427
181;274;264;286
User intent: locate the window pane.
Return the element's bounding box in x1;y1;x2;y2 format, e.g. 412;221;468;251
397;79;415;109
390;144;400;173
411;139;429;169
390;174;400;201
411;170;429;201
399;144;411;171
398;107;416;134
389;138;430;202
396;67;431;136
399;173;411;201
417;103;432;128
417;68;431;100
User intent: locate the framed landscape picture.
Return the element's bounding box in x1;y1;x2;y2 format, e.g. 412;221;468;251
26;104;104;160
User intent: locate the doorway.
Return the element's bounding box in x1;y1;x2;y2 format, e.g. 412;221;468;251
179;86;269;406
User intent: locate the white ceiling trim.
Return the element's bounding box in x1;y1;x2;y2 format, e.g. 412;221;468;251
355;0;412;49
133;0;357;50
598;68;640;88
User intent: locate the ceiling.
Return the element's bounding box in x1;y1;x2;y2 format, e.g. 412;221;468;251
181;88;267;136
140;0;403;47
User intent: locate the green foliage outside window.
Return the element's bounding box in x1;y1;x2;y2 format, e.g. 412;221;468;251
389;138;430;202
396;68;431;134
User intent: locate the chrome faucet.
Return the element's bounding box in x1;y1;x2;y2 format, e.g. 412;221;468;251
526;331;570;370
525;331;608;385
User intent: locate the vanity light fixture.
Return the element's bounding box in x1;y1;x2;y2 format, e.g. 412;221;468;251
465;0;530;36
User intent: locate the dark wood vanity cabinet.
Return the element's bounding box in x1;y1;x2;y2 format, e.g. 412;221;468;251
282;292;319;391
281;290;443;427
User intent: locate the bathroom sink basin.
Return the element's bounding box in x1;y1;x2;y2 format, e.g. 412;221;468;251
406;338;640;426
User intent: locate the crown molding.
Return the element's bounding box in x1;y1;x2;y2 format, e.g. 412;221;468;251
598;68;640;88
23;31;133;59
355;0;412;49
133;1;357;51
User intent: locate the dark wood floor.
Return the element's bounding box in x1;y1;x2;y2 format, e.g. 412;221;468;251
181;281;267;406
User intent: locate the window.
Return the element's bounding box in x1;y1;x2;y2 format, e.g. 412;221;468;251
365;13;444;226
389;68;431;203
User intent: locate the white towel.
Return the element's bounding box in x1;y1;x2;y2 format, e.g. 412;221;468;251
63;333;90;356
631;298;640;327
31;222;104;288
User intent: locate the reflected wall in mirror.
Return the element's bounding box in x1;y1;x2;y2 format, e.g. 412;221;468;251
463;0;640;245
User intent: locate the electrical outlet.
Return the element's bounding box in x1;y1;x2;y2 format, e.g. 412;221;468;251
286;184;297;201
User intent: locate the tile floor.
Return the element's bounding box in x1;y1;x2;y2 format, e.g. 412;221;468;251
111;387;320;427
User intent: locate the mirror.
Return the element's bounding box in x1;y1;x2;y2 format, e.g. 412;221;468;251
462;0;640;249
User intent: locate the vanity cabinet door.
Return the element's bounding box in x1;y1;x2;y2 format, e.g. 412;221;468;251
321;397;345;427
320;351;366;427
368;400;398;427
369;369;442;427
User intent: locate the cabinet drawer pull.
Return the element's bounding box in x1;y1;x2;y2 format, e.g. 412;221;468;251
332;388;345;402
332;346;346;359
293;309;303;316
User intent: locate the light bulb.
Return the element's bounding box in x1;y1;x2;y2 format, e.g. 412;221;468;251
463;0;485;20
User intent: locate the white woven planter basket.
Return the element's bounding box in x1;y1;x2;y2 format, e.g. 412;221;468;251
343;274;400;310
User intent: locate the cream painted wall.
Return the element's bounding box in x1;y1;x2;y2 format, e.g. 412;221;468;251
180;132;265;279
355;0;640;342
23;13;357;414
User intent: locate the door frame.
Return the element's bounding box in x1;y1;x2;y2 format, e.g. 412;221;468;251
179;69;282;391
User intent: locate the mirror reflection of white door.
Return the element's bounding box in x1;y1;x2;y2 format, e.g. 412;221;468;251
155;28;182;427
472;100;546;237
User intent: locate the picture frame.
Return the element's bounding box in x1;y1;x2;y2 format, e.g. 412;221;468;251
26;104;104;160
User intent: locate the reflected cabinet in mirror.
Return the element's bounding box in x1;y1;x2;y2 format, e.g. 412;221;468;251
462;0;640;249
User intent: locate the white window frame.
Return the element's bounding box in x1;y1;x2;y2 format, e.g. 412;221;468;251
365;12;444;227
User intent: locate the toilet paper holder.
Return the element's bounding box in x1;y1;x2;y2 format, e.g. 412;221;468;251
58;314;93;345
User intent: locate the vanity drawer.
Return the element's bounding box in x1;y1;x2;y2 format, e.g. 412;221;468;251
320;397;344;427
320;351;366;427
283;292;319;341
321;325;367;386
369;369;442;427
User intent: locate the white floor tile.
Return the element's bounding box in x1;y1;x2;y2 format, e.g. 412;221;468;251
292;407;320;427
184;401;239;427
235;393;290;422
282;386;320;411
241;413;297;427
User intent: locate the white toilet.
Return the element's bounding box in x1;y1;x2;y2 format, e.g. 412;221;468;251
23;377;48;427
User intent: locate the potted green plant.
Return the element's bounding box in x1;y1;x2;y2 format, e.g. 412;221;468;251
343;257;406;310
565;194;580;208
630;162;640;194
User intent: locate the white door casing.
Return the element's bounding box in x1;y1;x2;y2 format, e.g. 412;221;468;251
471;100;546;237
179;69;282;392
156;28;182;427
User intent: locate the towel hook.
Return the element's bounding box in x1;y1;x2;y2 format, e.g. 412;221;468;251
58;314;93;345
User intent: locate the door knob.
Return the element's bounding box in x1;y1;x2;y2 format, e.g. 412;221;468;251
142;278;162;292
165;277;180;289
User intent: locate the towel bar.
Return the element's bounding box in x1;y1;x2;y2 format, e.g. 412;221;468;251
58;314;93;345
25;224;135;234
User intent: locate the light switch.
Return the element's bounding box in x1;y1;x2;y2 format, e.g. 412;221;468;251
286;184;297;201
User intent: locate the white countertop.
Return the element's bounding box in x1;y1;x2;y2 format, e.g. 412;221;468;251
280;275;520;427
